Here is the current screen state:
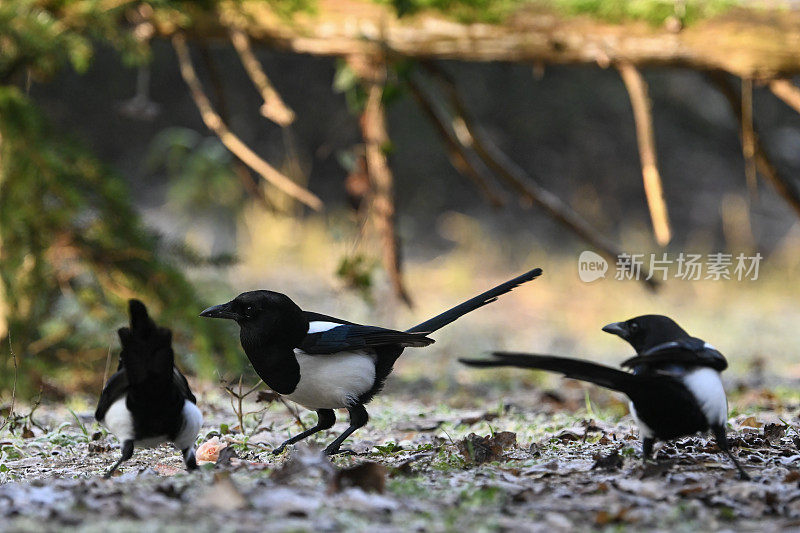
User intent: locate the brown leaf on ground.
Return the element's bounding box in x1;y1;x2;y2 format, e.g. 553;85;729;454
592;450;623;471
764;423;786;445
329;462;387;494
457;432;516;464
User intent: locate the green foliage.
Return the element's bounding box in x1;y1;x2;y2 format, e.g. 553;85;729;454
547;0;736;26
378;0;531;23
0;87;241;394
378;0;735;25
336;254;376;301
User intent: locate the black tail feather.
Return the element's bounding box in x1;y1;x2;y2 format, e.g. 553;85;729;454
460;352;638;394
406;268;542;334
118;299;174;383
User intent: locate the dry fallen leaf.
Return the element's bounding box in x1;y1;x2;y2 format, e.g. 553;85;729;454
457;432;516;464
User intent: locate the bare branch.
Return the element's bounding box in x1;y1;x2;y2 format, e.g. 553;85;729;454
172;34;322;211
768;78;800;113
355;57;413;307
198;43;273;210
405;79;505;208
709;72;800;219
741;77;758;200
617;61;671;246
421;62;658;289
229;28;296;127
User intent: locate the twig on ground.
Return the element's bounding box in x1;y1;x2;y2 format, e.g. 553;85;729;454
1;333;17;433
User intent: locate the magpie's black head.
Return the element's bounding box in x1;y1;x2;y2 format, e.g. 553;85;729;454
200;290;308;345
601;314;690;353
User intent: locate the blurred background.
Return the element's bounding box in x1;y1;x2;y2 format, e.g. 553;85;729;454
2;0;800;402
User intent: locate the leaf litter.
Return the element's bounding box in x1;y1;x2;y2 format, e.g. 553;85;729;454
2;381;800;531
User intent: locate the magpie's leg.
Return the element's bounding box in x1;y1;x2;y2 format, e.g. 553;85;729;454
182;447;198;471
642;437;655;463
104;439;134;479
323;404;368;455
273;409;336;455
713;425;750;480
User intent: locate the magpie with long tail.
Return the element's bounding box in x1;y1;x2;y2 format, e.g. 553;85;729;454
95;300;203;478
460;314;750;480
200;268;541;455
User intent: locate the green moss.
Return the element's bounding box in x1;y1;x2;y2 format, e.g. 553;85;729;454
375;0;736;26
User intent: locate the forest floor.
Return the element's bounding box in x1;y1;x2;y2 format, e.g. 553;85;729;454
2;373;800;532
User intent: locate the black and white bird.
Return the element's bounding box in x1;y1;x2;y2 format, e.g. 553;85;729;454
95;299;203;478
460;314;749;479
200;268;542;455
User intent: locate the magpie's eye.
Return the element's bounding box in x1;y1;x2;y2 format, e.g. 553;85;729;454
629;322;639;333
245;305;255;317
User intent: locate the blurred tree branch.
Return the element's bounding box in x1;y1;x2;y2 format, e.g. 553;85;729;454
229;28;296;127
617;61;671;246
353;55;413;307
172;34;323;211
413;62;659;288
169;0;800;79
708;72;800;219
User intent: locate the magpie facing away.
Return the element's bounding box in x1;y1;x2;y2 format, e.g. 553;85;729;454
95;300;203;478
460;315;750;480
200;268;542;455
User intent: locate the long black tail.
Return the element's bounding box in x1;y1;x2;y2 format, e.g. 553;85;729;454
406;268;542;334
119;299;174;383
460;352;638;394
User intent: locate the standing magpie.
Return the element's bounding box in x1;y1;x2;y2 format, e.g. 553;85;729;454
460;314;750;479
95;299;203;478
200;268;542;455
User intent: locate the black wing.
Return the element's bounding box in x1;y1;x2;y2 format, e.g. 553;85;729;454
621;338;728;371
173;367;197;404
95;370;128;422
300;324;434;355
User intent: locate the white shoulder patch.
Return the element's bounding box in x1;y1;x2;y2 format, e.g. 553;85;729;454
703;342;718;351
681;367;728;427
307;321;343;334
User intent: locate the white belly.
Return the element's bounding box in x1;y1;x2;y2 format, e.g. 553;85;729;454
284;350;376;409
681;367;728;426
103;395;135;443
174;400;203;451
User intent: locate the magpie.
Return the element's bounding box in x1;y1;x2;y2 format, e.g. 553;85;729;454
95;299;203;478
460;314;750;480
200;268;542;455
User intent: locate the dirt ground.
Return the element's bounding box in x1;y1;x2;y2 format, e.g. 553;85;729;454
2;373;800;533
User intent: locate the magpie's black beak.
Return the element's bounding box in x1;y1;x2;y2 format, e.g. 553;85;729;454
199;302;239;320
602;321;629;339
